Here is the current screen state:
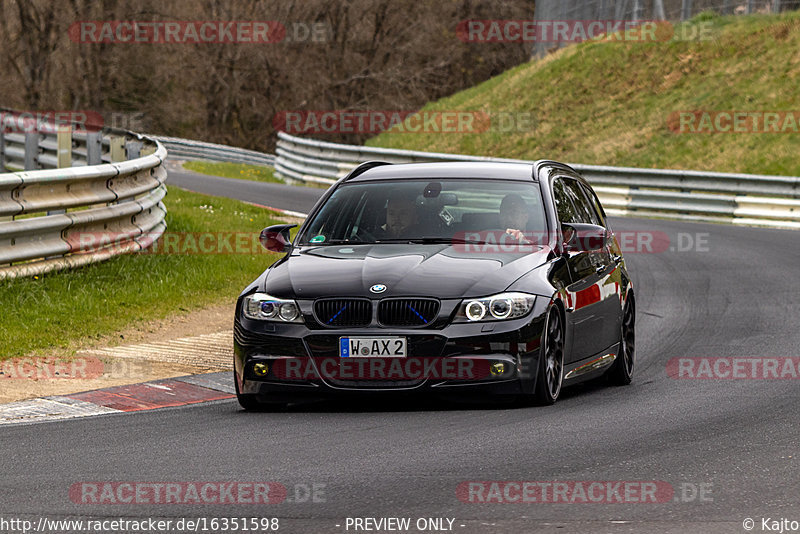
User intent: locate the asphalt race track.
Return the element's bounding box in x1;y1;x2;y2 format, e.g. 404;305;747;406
167;168;326;215
1;170;798;534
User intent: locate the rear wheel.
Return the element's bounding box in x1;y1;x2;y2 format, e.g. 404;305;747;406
607;295;635;386
533;307;565;405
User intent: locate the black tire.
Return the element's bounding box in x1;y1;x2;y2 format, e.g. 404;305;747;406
234;372;288;412
234;372;264;411
533;306;565;405
607;295;635;386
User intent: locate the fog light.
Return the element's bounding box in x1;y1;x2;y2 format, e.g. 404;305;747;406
253;362;269;377
490;362;506;376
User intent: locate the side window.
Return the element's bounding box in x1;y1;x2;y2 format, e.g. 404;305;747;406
580;183;607;227
563;179;600;226
552;179;580;224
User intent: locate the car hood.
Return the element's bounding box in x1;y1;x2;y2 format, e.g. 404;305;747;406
262;243;553;299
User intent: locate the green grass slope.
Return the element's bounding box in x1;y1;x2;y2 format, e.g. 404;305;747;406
369;12;800;176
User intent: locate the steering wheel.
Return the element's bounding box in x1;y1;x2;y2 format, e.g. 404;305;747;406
351;227;377;242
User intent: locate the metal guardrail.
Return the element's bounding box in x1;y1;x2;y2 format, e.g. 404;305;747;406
0;110;168;280
274;131;800;229
153;136;275;167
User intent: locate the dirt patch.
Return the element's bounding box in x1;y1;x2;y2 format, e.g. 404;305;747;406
1;301;236;405
86;301;235;348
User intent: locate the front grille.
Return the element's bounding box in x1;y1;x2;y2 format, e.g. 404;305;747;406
304;333;449;389
378;298;440;327
314;299;372;327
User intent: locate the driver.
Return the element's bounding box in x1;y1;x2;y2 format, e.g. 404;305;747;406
499;193;530;243
377;193;420;239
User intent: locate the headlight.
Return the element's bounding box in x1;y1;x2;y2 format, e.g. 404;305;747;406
243;293;304;323
454;292;536;323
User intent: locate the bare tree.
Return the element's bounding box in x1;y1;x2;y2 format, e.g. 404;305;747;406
0;0;535;149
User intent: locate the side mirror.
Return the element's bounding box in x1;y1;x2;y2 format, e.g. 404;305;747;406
259;224;297;253
561;223;609;253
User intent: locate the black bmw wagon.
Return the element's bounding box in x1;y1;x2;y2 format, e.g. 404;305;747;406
233;161;635;409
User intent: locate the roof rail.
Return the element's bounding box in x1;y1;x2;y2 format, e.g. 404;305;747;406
343;161;393;181
533;160;579;180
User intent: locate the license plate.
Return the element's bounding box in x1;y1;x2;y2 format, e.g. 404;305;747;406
339;337;407;358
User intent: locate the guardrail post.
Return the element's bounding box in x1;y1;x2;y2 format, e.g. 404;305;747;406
109;136;125;162
746;0;755;13
772;0;782;12
86;131;102;165
57;126;72;169
125;140;142;160
24;132;39;170
117;140;143;204
46;126;73;221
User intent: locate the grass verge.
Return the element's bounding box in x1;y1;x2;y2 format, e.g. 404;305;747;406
182;160;331;189
183;160;284;184
0;186;288;360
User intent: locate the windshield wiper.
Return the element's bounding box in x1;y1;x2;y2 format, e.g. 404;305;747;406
302;237;492;246
376;237;490;245
301;239;363;246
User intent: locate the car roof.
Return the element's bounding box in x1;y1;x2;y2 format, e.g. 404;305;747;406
345;160;583;184
346;161;537;182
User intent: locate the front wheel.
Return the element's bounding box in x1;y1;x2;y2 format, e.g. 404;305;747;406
607;295;635;386
533;306;565;405
234;372;287;411
234;372;263;411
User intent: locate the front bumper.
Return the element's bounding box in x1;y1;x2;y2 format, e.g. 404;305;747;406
233;299;549;400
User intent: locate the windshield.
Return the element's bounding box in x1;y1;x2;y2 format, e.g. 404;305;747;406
298;179;546;245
